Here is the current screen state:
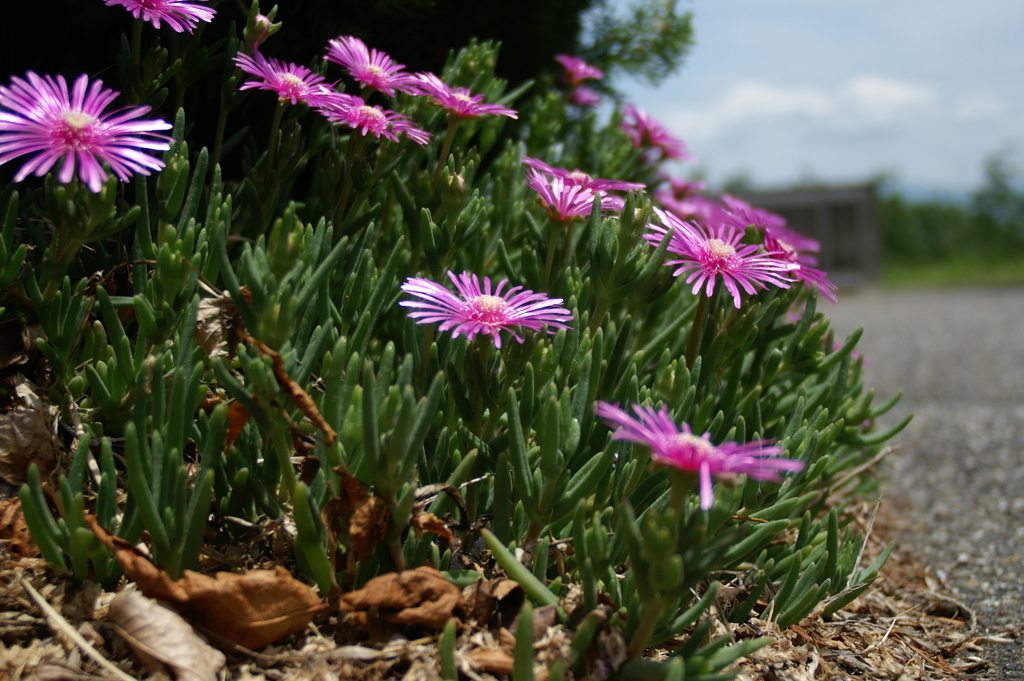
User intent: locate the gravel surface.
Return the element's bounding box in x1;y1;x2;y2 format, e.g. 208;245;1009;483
827;287;1024;679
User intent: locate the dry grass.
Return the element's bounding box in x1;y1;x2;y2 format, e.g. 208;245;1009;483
0;500;1009;681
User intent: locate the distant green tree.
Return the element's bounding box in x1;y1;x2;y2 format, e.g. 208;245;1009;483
881;152;1024;264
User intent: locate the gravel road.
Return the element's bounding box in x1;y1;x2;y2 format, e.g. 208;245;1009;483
827;287;1024;679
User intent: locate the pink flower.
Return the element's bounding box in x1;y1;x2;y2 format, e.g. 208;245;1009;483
556;54;603;86
662;175;708;200
415;73;518;120
658;193;724;225
622;103;693;163
400;272;572;348
569;86;601;107
594;402;804;510
523;156;645;194
0;72;171;193
324;36;422;98
645;208;794;308
103;0;215;33
234;51;333;106
316;94;430;146
720;195;837;303
526;168;621;222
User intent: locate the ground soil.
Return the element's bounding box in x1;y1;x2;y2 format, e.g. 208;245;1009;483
828;286;1024;679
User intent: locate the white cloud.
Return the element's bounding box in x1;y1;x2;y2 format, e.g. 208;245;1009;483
665;75;939;142
955;96;1004;120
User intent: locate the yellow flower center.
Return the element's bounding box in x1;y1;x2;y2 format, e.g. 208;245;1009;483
671;433;716;457
62;111;96;129
703;238;740;270
465;295;508;323
707;239;735;259
56;111;98;147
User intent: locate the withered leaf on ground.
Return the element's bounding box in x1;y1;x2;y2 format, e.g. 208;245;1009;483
224;399;252;452
0;381;59;485
462;577;522;627
243;333;336;445
339;565;464;631
88;517;327;650
0;497;41;558
196;290;246;358
464;648;515;676
109;589;226;681
410;510;453;541
322;466;391;564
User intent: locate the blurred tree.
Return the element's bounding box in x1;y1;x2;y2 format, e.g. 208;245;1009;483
2;0;693;92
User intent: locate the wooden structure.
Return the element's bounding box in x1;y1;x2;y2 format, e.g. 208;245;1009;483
738;184;881;285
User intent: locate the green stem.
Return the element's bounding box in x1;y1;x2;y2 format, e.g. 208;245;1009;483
418;324;435;389
132;18;143;69
468;336;491;437
627;599;666;661
667;471;695;520
562;221;577;265
263;99;287;188
589;295;611;336
542;220;565;290
333;133;367;233
211;106;229;178
432;118;463;189
270;426;297;503
685;291;712;371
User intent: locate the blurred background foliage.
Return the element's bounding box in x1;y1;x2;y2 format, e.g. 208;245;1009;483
880;152;1024;286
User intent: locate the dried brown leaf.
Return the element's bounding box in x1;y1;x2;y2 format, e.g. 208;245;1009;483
410;511;453;541
30;661;107;681
462;577;522;626
0;497;41;557
0;381;59;485
196;291;245;358
349;496;391;563
109;589;226;681
339;565;464;631
464;647;515;676
322;467;391;563
224;400;252;452
88;517;328;649
244;334;336;445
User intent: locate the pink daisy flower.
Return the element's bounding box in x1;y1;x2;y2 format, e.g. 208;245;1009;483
399;272;572;348
523;156;645;194
103;0;215;33
720;195;837;303
555;54;603;86
234;51;333;106
525;168;621;222
415;73;518;120
645;208;794;308
621;103;694;163
658;192;724;225
662;175;708;200
324;36;422;98
0;72;171;193
720;195;818;251
568;86;601;107
594;402;804;510
317;94;430;146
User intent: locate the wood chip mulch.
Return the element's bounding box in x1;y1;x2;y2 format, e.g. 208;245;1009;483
0;499;1014;681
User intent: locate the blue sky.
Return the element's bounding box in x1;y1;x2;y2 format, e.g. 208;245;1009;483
612;0;1024;196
